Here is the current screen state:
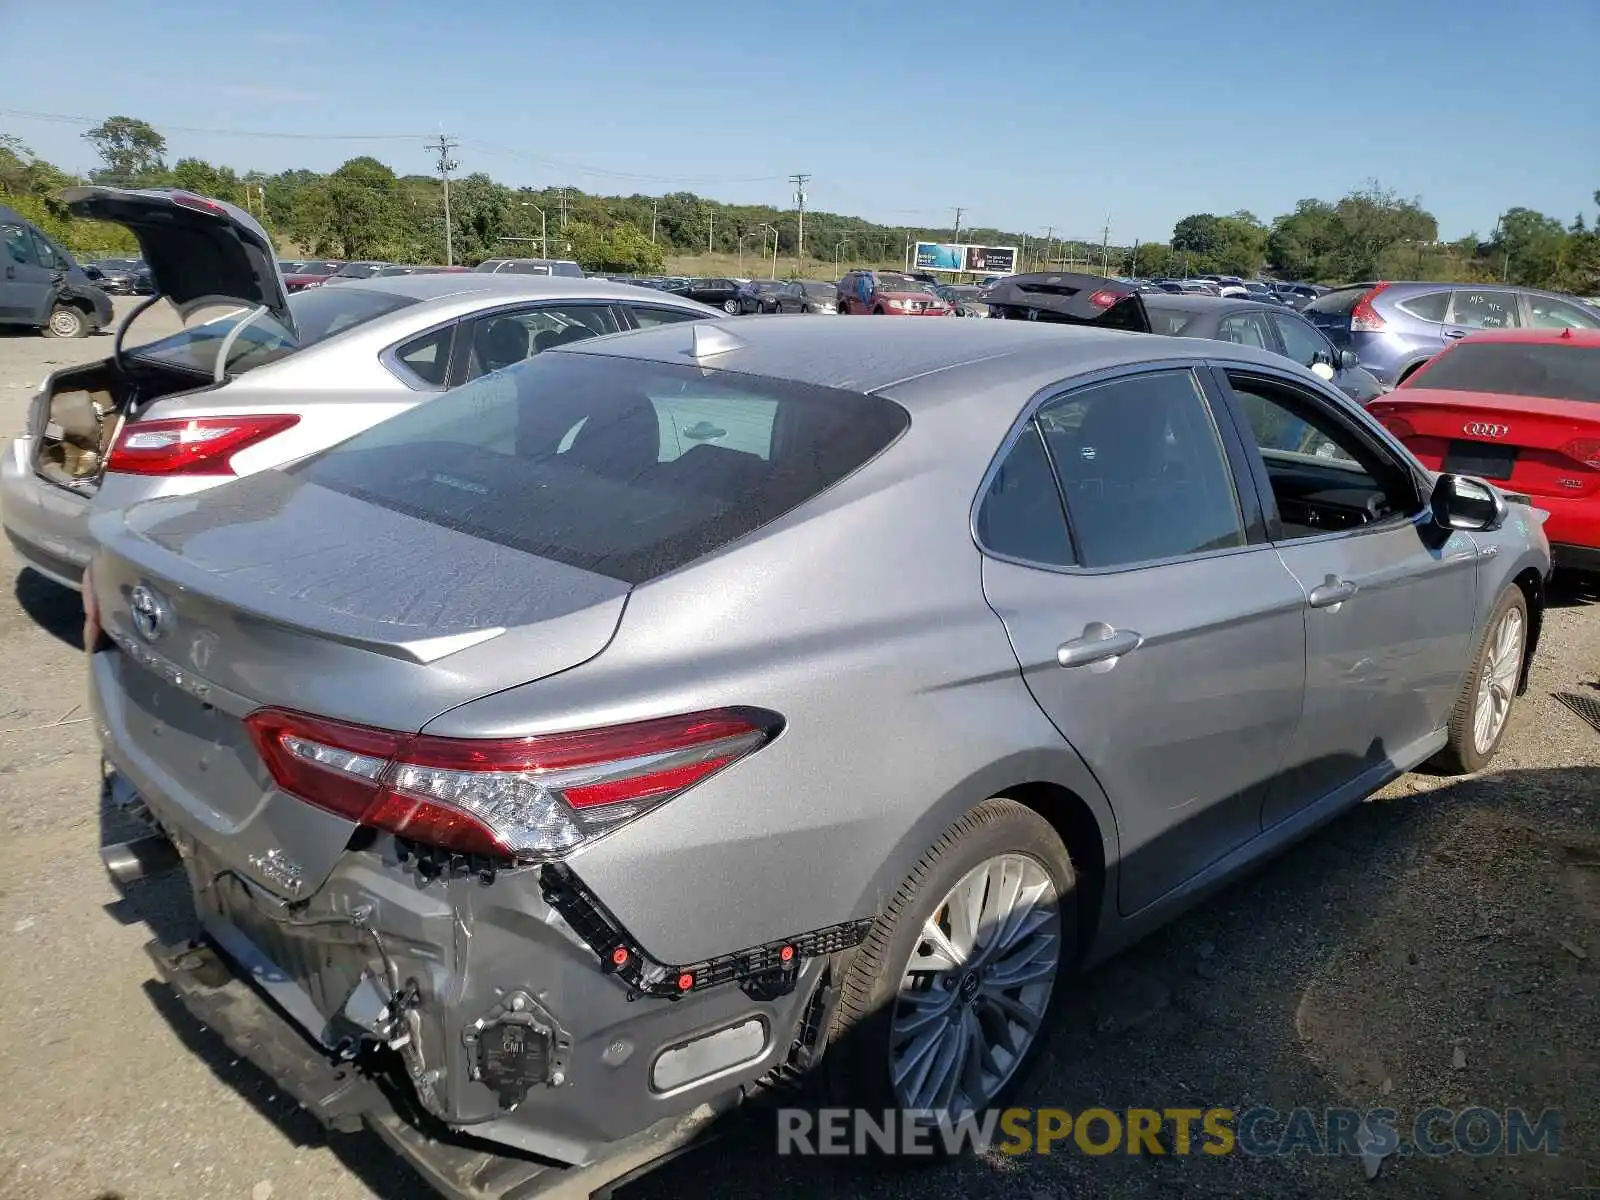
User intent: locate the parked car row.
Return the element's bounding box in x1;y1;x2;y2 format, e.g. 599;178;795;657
0;185;1584;1200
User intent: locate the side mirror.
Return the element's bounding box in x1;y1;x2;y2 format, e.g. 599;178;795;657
1338;348;1360;370
1430;473;1505;532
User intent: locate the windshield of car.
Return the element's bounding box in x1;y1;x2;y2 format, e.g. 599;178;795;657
293;351;910;585
502;261;553;275
335;262;383;278
804;283;836;297
1407;342;1600;403
127;286;418;376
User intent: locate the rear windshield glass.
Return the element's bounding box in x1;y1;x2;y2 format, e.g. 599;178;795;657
336;262;382;278
293;351;910;584
1306;286;1371;317
129;286;418;375
1407;342;1600;403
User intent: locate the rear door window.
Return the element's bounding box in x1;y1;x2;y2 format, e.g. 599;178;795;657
976;423;1075;565
628;305;702;328
1270;312;1332;368
1036;369;1246;569
1216;311;1274;349
296;352;909;584
1448;289;1521;329
389;325;455;388
461;304;621;379
3;223;38;266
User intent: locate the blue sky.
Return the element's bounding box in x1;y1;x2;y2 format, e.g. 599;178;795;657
5;0;1597;242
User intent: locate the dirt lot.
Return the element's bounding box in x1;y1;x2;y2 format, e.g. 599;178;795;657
0;305;1596;1199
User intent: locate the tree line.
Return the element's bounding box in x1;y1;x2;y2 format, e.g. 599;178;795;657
1;115;1596;295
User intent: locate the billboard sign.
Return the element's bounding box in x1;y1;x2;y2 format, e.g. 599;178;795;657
913;241;1018;275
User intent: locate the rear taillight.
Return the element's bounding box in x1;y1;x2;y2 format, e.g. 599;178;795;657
245;707;779;861
107;414;299;476
1087;289;1122;309
1559;437;1600;469
1350;283;1390;333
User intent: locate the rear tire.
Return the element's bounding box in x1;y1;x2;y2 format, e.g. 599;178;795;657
43;305;88;339
1432;586;1527;774
822;799;1075;1141
723;299;741;314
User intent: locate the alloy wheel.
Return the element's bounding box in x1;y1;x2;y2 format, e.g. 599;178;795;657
888;854;1060;1117
1473;606;1524;755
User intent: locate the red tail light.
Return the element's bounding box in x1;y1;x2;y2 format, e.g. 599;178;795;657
107;414;299;476
1350;283;1390;333
245;707;779;861
1559;437;1600;469
1377;414;1416;440
1087;289;1123;309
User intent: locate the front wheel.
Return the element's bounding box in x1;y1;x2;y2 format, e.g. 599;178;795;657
823;798;1074;1130
1433;586;1527;774
43;305;88;339
723;298;741;314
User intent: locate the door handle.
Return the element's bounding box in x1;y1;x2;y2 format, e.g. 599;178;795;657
1057;621;1143;668
1307;575;1358;609
1444;330;1467;339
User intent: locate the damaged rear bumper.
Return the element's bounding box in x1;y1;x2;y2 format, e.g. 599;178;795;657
147;936;741;1200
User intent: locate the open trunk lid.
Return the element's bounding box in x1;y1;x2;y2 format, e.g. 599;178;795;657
63;185;294;335
982;271;1151;331
88;468;629;897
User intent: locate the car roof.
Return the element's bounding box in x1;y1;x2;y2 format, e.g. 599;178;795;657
556;313;1290;398
329;273;693;305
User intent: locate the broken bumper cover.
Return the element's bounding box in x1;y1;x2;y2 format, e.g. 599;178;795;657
147;937;738;1200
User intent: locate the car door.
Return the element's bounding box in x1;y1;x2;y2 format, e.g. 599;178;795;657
0;219;53;324
1213;365;1479;828
778;282;802;313
978;366;1308;915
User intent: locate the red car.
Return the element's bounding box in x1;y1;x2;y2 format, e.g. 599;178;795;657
281;259;342;292
1367;327;1600;574
836;269;951;316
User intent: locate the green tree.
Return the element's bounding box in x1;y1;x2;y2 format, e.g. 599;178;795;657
1324;183;1436;281
83;115;167;185
566;221;665;274
1267;200;1339;280
324;156;404;259
168;157;244;205
1490;207;1568;287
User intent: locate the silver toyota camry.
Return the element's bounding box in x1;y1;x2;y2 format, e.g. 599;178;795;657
86;316;1550;1197
0;186;718;590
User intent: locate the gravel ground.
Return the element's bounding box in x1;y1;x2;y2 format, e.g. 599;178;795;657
0;304;1595;1199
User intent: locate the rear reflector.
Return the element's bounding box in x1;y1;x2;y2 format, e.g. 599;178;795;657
107;414;299;476
245;707;780;860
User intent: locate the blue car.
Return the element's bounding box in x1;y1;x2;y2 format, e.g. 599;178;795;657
1304;280;1600;389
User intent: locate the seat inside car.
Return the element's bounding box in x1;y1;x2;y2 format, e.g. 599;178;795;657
477;318;531;372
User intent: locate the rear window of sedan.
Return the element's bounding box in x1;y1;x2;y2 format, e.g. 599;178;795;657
129;286;419;376
1406;341;1600;403
294;350;911;584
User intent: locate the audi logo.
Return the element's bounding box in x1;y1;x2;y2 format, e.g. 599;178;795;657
1463;422;1510;439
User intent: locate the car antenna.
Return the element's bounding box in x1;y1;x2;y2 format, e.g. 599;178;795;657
687;323;746;361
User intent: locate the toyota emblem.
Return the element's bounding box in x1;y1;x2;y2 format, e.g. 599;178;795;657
128;583;170;643
1463;422;1510;439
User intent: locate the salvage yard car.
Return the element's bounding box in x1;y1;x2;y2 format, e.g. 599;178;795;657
0;201;114;338
85;313;1549;1198
0;186;718;590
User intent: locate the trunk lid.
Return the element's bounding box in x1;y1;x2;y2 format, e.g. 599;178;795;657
89;469;629;897
981;271;1151;331
1370;387;1600;499
63;185;294;335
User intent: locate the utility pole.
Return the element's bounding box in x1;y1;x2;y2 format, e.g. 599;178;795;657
559;188;568;231
708;209;715;255
789;173;810;265
1099;214;1111;276
427;133;459;266
650;198;659;244
1130;239;1140;277
1043;226;1054;268
952;207;964;243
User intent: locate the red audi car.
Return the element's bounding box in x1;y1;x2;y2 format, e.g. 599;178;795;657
1367;327;1600;574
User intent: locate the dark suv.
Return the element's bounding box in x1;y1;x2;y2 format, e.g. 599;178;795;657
1305;280;1600;388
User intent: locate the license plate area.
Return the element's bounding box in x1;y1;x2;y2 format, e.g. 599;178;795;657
1443;439;1517;481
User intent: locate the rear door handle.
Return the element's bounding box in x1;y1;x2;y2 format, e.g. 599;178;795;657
1057;621;1143;668
1307;576;1358;609
1444;329;1467;339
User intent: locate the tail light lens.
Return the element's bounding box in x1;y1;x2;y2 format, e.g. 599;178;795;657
1350;283;1390;333
107;414;299;476
1377;414;1416;440
1559;437;1600;469
1087;289;1123;309
245;707;780;860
